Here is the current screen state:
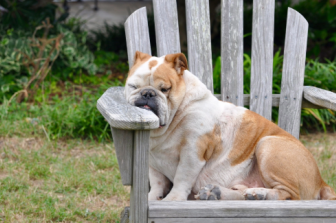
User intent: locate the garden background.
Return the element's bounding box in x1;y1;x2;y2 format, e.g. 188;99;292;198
0;0;336;222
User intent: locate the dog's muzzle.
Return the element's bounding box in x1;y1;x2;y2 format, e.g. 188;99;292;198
134;89;159;117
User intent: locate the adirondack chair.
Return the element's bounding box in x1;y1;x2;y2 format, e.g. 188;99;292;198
97;0;336;222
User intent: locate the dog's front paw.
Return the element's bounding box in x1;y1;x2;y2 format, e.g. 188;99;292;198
195;184;221;200
148;190;163;201
244;188;268;200
148;192;163;201
162;192;187;201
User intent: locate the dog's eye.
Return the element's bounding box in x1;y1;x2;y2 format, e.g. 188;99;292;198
161;87;171;93
128;84;137;89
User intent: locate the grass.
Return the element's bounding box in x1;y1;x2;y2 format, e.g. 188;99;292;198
301;133;336;189
0;78;129;222
0;136;129;222
0;77;123;141
0;72;335;222
0;129;335;222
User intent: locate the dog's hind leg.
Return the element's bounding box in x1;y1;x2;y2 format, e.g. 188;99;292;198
244;187;294;200
244;136;325;200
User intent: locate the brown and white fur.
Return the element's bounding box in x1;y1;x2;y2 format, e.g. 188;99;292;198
125;51;336;201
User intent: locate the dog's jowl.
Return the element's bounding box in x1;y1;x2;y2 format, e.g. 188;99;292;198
125;51;336;201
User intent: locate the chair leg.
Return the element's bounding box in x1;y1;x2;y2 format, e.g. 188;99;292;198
120;206;130;223
130;130;150;223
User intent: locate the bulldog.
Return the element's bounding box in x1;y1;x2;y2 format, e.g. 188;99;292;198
125;51;336;201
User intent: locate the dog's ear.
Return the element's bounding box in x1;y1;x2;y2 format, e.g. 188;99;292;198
164;53;188;75
133;51;151;65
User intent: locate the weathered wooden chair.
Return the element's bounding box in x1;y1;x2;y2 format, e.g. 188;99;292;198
97;0;336;222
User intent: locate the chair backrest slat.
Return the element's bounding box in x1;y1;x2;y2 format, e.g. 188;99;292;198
250;0;275;120
124;2;309;139
185;0;213;92
221;0;244;106
278;8;308;139
153;0;181;56
125;7;152;68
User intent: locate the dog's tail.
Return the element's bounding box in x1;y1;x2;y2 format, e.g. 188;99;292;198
319;182;336;200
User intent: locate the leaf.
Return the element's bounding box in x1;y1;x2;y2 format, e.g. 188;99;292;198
70;61;78;68
1;85;9;93
86;64;97;75
63;47;75;56
303;108;327;132
78;55;89;67
1;38;9;46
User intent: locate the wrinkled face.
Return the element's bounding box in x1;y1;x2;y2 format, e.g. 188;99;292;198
125;51;188;127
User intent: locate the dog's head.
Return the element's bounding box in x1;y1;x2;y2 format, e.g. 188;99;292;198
125;51;188;127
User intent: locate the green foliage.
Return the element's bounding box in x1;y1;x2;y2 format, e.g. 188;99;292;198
94;50;128;76
213;56;221;94
248;0;336;61
53;24;97;77
211;0;336;61
0;30;30;99
0;20;97;102
304;59;336;91
213;50;336;132
0;0;58;32
1;78;123;141
87;13;157;59
87;22;127;59
294;0;336;60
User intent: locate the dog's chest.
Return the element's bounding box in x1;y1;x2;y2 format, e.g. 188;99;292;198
149;146;179;182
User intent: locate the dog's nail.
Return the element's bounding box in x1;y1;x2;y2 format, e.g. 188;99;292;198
208;194;216;200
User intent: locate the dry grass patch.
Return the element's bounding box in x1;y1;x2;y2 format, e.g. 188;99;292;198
300;132;336;190
0;137;129;222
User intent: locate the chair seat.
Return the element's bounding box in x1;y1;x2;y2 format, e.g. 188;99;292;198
148;200;336;222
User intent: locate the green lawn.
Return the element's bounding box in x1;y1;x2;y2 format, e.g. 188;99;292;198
0;136;129;222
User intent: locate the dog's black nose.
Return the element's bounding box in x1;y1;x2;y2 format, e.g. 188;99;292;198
141;89;156;100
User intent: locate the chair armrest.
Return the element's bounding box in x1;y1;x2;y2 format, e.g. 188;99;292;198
303;86;336;111
97;87;159;130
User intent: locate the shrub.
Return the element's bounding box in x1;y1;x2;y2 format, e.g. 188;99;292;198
87;13;157;59
0;19;97;102
1;78;123;141
0;0;58;32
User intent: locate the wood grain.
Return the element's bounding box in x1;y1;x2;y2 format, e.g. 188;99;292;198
130;131;150;223
304;86;336;111
153;0;181;56
125;7;152;68
250;0;275;120
278;8;308;139
96;87;159;130
97;87;325;131
148;200;336;218
111;127;133;185
148;218;336;223
213;93;322;108
185;0;213;92
221;0;244;106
